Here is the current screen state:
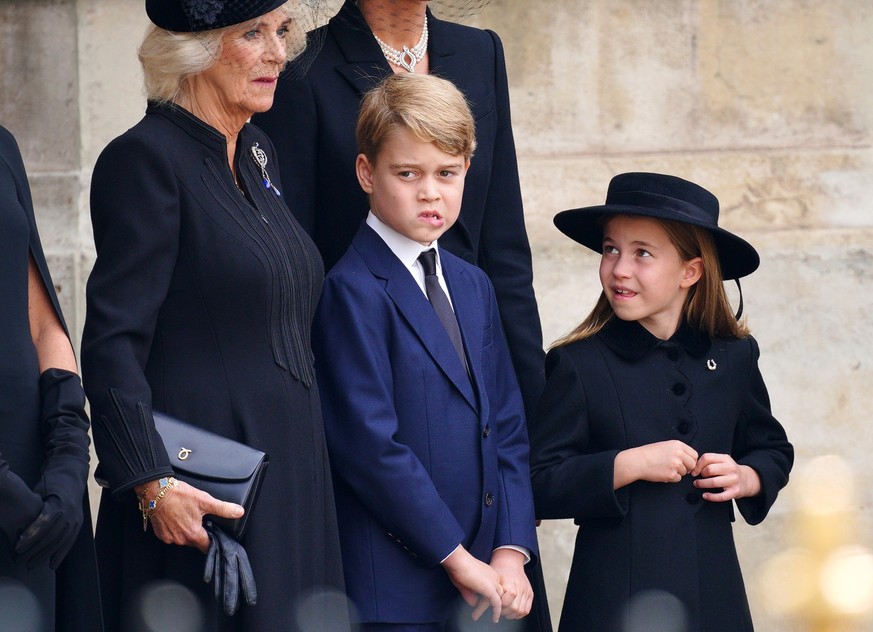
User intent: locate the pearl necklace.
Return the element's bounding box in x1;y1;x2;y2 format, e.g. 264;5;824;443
373;17;428;73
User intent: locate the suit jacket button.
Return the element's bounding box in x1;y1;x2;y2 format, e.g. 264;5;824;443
676;421;691;435
667;347;682;362
671;382;687;396
482;425;491;438
484;492;494;507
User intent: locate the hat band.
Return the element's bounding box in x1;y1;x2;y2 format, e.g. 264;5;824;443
608;190;716;226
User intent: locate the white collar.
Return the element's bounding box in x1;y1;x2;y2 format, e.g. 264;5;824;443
366;211;442;269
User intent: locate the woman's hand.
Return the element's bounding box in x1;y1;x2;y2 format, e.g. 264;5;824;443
614;440;699;488
135;479;244;553
692;453;761;501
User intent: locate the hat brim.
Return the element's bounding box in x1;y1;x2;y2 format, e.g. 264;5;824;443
554;204;760;280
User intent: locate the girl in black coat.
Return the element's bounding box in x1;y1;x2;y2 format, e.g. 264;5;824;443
530;172;793;632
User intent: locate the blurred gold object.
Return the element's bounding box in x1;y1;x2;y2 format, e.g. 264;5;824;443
760;455;873;631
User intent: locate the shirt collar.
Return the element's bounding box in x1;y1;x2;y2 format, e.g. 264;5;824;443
366;211;440;268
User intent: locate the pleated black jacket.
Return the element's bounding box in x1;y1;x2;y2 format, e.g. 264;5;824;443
82;103;346;631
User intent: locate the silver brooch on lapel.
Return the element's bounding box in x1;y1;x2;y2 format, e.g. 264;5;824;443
250;143;281;197
706;359;717;371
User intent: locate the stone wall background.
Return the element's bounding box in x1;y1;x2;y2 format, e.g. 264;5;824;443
2;0;871;629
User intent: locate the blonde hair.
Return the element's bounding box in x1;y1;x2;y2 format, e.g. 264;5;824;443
553;216;750;348
356;73;476;163
139;1;304;104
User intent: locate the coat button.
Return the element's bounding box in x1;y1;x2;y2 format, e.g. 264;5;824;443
484;492;494;507
684;492;701;505
676;421;691;435
482;425;491;438
671;383;687;396
667;347;682;362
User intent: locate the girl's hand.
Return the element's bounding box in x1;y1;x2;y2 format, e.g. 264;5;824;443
692;453;761;501
134;479;244;553
615;440;698;488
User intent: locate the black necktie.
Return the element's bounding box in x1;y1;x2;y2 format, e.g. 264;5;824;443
418;249;468;373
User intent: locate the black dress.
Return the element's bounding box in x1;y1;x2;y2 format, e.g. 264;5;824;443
0;124;102;631
81;103;346;631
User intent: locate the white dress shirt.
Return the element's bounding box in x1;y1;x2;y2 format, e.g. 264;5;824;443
366;211;455;308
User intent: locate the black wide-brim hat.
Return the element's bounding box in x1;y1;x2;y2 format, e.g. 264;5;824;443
147;0;288;32
554;172;760;280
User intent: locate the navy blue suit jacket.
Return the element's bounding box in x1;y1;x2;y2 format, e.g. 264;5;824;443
312;223;537;623
253;0;545;420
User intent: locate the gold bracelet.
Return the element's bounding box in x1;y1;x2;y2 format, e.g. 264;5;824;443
138;476;178;532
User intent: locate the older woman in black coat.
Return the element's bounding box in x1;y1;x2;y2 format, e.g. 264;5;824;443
0;124;101;631
81;2;346;630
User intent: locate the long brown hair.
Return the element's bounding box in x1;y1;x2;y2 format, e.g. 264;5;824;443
553;216;750;348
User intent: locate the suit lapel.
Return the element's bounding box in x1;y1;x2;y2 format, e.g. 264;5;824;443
443;257;488;416
426;10;457;72
353;226;478;410
330;0;394;95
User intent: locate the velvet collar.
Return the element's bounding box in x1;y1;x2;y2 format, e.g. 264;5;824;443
598;318;712;361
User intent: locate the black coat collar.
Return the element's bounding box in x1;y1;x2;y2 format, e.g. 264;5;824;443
599;318;712;361
147;100;228;152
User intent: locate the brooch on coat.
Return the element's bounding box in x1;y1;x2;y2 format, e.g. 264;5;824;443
706;358;717;371
250;143;281;197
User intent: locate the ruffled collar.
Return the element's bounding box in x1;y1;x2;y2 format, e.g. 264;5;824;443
598;318;711;360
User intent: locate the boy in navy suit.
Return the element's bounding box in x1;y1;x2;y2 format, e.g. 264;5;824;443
312;72;538;630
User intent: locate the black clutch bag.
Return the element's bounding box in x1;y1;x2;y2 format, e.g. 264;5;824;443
153;411;268;540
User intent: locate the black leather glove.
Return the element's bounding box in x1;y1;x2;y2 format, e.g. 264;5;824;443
0;454;44;550
14;368;91;569
203;520;257;616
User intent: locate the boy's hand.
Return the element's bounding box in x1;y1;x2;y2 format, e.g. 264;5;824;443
490;548;532;619
442;545;504;623
692;453;762;501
